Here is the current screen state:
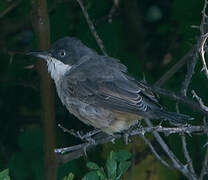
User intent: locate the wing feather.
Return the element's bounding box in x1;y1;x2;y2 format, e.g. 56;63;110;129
62;56;160;117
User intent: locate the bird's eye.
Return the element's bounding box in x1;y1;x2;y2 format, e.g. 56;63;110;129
59;50;66;58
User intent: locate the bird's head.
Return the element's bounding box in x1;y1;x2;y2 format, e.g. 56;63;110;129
28;37;96;81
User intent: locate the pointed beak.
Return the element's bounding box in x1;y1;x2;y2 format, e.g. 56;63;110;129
27;51;49;60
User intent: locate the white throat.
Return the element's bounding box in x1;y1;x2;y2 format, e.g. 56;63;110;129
47;57;71;82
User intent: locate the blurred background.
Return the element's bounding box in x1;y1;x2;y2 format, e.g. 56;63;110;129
0;0;207;179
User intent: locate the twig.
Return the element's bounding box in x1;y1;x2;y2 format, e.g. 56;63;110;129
140;134;172;169
176;103;196;177
200;32;208;79
199;117;208;180
200;0;208;35
144;119;197;180
191;90;208;112
199;0;208;79
75;0;107;56
108;0;119;23
152;86;208;115
180;45;198;96
199;32;208;79
154;46;196;87
181;135;196;176
0;0;22;19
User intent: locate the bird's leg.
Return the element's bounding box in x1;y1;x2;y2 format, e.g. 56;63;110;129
77;129;101;144
123;126;136;144
158;119;164;127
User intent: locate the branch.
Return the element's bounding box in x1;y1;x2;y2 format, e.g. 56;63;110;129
55;124;208;164
144;119;197;180
0;0;22;19
191;90;208;112
154;46;196;87
199;32;208;79
181;135;196;175
75;0;107;56
140;134;173;169
199;0;208;79
180;44;198;96
151;86;208;116
199;117;208;180
30;0;57;179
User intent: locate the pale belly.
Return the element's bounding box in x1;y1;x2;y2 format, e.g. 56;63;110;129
63;97;141;135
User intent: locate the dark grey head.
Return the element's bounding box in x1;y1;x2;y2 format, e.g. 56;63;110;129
28;37;96;66
28;37;96;81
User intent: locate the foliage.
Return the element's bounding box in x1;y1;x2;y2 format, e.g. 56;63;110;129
62;173;74;180
0;169;10;180
81;150;131;180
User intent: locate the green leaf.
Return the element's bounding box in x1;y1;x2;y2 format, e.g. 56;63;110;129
63;173;74;180
118;161;131;177
116;150;131;162
106;152;117;179
0;169;10;180
96;169;107;180
87;162;100;170
82;171;99;180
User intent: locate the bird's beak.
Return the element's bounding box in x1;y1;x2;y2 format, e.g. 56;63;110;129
27;51;49;60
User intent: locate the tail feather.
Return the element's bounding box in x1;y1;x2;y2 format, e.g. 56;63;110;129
155;110;194;124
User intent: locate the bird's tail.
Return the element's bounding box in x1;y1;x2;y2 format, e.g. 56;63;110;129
154;110;194;124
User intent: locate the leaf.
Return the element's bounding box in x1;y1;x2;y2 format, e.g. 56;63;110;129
87;162;100;170
116;150;131;162
82;171;99;180
106;152;117;179
0;169;10;180
63;173;74;180
96;169;107;180
118;161;131;177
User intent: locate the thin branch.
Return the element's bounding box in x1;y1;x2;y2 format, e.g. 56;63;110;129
108;0;119;23
75;0;107;56
199;0;208;79
177;103;196;177
199;117;208;180
180;44;199;96
152;86;208;116
0;0;22;19
200;0;208;35
199;32;208;79
154;46;196;87
140;134;172;169
181;135;196;175
144;119;197;180
191;90;208;112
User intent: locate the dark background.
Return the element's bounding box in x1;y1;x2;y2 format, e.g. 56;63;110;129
0;0;207;179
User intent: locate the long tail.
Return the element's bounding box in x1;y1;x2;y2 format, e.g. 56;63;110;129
154;110;194;124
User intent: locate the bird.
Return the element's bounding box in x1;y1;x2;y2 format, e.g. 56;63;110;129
28;37;193;135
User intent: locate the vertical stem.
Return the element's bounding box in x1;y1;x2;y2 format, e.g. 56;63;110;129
30;0;57;180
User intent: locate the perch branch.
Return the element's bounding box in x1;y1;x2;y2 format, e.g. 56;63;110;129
55;124;208;164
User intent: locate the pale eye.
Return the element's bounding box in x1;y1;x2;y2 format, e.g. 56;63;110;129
59;50;66;58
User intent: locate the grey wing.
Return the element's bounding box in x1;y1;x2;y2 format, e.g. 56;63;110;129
64;66;161;118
